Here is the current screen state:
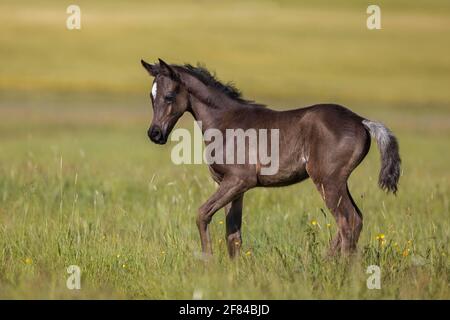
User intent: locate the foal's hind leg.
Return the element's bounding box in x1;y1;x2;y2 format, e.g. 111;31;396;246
306;123;369;256
314;180;363;256
224;195;243;258
334;184;363;254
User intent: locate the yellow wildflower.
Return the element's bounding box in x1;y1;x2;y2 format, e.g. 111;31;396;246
24;257;33;265
245;251;252;256
375;233;385;240
375;233;386;246
311;219;318;226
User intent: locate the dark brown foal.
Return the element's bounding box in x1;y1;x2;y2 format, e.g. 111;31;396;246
141;58;401;258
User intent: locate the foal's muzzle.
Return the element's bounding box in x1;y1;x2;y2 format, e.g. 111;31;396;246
148;125;167;144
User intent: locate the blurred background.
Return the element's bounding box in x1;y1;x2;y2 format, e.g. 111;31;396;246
0;0;449;298
2;0;450;122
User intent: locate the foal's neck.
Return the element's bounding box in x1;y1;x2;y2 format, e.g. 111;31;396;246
178;69;246;132
188;95;241;133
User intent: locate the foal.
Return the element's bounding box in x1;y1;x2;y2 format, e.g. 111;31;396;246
141;58;401;258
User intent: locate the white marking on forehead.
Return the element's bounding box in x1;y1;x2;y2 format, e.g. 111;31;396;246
151;82;157;99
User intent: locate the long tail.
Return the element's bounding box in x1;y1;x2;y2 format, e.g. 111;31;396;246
362;119;401;194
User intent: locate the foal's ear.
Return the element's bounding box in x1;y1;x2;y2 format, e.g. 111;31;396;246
141;59;159;77
158;58;179;81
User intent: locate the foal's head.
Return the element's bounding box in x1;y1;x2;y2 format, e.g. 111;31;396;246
141;58;190;144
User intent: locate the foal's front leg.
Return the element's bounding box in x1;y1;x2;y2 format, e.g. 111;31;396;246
225;195;243;258
197;177;248;256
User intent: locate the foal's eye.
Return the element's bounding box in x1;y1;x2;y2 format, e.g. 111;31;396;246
164;93;176;103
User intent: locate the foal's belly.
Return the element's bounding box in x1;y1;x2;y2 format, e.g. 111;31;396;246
257;162;309;187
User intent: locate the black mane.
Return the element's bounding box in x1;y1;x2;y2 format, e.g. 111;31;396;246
177;63;265;107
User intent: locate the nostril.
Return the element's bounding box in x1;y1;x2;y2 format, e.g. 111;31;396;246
148;126;162;141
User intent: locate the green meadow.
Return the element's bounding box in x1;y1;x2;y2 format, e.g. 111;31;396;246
0;0;449;299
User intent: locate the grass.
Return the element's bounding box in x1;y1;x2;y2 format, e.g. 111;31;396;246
0;0;449;299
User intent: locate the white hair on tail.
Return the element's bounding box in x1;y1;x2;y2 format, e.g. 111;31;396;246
152;82;157;99
362;119;393;152
362;119;401;193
